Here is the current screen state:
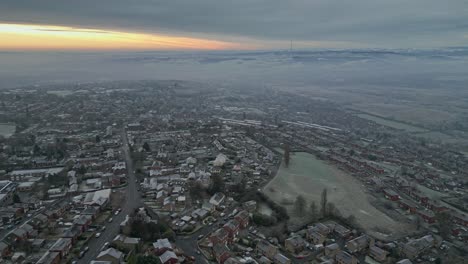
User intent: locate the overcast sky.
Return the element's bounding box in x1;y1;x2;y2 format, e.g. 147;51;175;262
0;0;467;49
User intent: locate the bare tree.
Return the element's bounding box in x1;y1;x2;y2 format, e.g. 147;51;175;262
309;201;318;222
283;143;290;167
294;195;306;217
320;188;328;217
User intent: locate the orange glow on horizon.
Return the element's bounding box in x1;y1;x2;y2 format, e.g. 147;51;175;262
0;23;248;50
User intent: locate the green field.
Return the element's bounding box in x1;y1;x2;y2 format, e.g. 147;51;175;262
358;113;427;133
0;123;16;138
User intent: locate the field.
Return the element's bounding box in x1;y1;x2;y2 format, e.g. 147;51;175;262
357;114;427;133
263;152;411;238
0;123;16;138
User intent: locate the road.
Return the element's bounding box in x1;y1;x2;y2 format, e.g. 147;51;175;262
175;225;212;264
78;129;142;263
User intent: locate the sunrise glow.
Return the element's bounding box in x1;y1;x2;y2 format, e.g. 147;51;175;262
0;23;245;50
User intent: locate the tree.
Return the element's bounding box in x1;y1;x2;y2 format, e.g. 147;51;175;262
134;255;160;264
13;193;21;203
415;215;422;230
142;142;151;152
294;195;306;217
209;174;224;194
320;188;328;217
283;143;290;168
435;211;452;239
309;201;318;222
95;135;101;143
189;181;204;200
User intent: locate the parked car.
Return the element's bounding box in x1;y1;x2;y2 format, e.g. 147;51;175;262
108;217;113;223
95;232;101;238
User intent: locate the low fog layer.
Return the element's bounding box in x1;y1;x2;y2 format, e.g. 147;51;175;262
0;48;467;89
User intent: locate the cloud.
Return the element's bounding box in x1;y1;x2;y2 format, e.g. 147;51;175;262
0;0;467;48
0;23;245;50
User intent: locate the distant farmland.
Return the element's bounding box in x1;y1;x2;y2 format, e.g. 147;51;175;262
358;113;427;133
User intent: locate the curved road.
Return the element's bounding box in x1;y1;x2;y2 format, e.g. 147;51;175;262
78;129;142;263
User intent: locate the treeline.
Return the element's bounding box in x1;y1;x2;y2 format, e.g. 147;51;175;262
242;191;289;226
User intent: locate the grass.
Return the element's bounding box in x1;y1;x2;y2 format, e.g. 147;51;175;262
264;151;411;238
0;123;15;138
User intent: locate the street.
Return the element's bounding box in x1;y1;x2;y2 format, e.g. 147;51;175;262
78;129;142;263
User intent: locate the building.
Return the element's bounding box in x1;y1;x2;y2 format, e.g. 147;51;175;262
346;235;371;253
335;251;358;264
334;224;351;238
0;181;16;207
284;235;306;254
325;243;340;257
113;234;141;252
49;238;72;259
256;240;278;259
159;250;178;264
369;246;388;262
96;248;124;264
273;253;291;264
209;192;226;207
153;238;173;255
36;251;60;264
307;229;326;245
213;244;231;264
383;189;400;201
402;235;435;259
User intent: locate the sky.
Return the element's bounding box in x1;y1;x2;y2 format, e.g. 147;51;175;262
0;0;467;50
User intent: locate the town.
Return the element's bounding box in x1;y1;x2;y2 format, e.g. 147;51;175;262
0;80;466;264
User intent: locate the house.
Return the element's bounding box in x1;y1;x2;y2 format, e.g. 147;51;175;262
310;223;331;235
82;206;100;219
223;219;240;240
284;235;306;254
6;227;29;244
307;229;326;245
62;225;82;243
325;243;340;257
96;248;124;264
31;238;46;251
209;192;226;207
402;235;435;259
73;214;93;232
36;251;60;264
346;235;371;253
335;250;358;264
31;213;48;230
256;240;278;259
213;244;231;264
202;202;215;212
153;238;173;255
398;199;419;213
192;208;209;220
273;253;291;264
369;245;388;262
0;241;10;258
334;224;351;238
244;200;257;212
234;210;249;228
396;259;413;264
12;252;26;263
383;189;400;201
49;238;72;259
159;250;178;264
209;228;230;245
417;210;436;224
113;234;141;252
